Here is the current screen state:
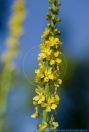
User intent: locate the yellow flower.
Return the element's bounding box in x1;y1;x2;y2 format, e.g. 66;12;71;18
43;47;52;56
33;87;45;104
38;53;46;61
35;64;45;81
54;51;59;57
31;107;39;118
50;60;55;65
39;122;47;132
35;65;54;83
35;86;44;94
49;37;62;47
52;122;59;129
50;58;62;65
56;58;62;64
38;47;51;61
41;28;50;38
41;94;60;112
49;115;59;129
31;112;39;118
54;79;62;88
44;68;54;82
40;43;48;52
33;95;45;104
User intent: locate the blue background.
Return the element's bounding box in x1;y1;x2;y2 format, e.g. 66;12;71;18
0;0;89;131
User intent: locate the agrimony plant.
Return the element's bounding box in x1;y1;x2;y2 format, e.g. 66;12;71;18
31;0;63;131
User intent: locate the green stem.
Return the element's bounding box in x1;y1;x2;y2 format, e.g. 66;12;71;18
42;83;50;122
43;110;47;122
0;66;13;131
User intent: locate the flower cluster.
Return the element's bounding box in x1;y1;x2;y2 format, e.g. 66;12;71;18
32;0;63;131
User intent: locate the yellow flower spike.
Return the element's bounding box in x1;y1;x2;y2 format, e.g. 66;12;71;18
32;0;63;131
0;0;25;131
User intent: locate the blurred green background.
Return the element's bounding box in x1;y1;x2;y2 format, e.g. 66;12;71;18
0;0;89;131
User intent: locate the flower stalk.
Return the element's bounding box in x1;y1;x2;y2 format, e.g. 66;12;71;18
0;0;25;131
31;0;63;131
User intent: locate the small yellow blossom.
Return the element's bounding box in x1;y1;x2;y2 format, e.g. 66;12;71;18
41;28;50;38
31;112;39;118
49;37;62;47
35;65;45;81
38;53;46;61
35;66;54;83
44;68;54;82
50;58;62;65
39;122;47;132
54;51;59;57
49;116;59;129
56;58;62;64
31;107;39;118
54;79;62;88
40;43;48;51
38;48;51;61
41;94;60;112
52;122;59;129
50;59;55;65
35;86;44;94
33;87;45;104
